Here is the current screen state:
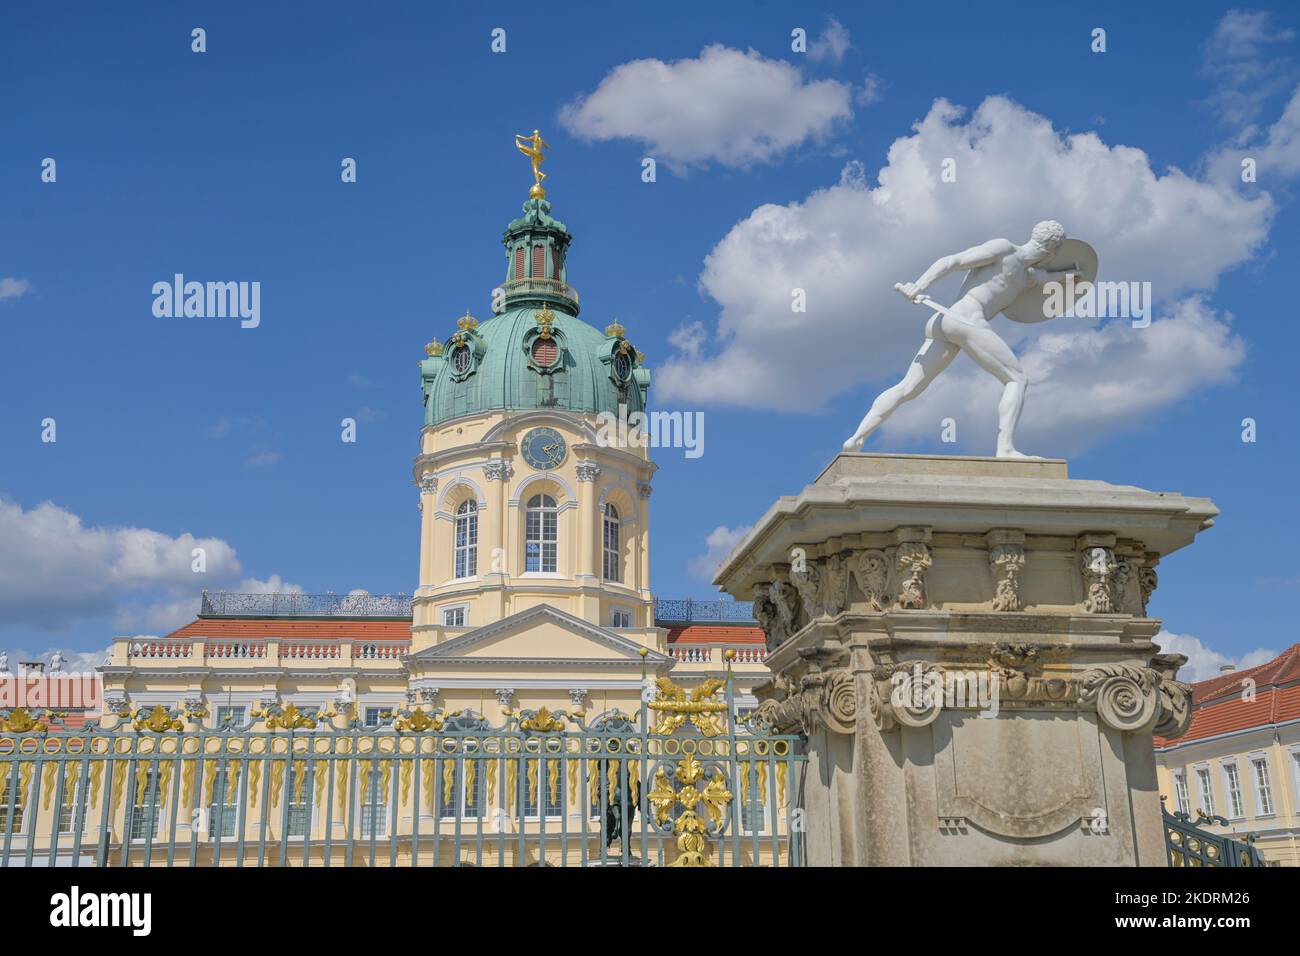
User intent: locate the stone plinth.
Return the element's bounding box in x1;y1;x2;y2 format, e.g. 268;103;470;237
715;453;1211;867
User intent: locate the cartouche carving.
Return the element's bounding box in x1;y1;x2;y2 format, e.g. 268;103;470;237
851;549;890;610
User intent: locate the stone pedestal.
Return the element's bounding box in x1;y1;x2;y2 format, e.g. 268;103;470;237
715;453;1209;867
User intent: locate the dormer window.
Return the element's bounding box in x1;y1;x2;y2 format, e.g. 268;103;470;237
613;351;631;382
531;337;558;368
453;345;472;374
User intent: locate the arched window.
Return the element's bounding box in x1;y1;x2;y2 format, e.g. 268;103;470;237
602;503;621;582
454;500;478;578
525;494;557;573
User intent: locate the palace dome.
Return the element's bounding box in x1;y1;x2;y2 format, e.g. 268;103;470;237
420;197;650;428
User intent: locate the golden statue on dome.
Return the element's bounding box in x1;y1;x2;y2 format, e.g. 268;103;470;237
515;129;550;199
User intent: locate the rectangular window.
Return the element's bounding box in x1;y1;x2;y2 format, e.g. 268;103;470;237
57;774;89;835
0;774;24;835
611;609;632;629
1293;751;1300;814
1173;771;1190;816
131;769;164;841
602;509;621;582
525;505;558;573
208;767;239;840
1251;756;1274;816
442;606;467;627
523;758;563;819
360;769;387;838
741;769;767;834
514;246;525;281
531;244;545;278
1223;762;1245;818
364;707;386;728
1195;766;1215;816
286;763;312;837
216;705;245;727
438;758;485;820
454;504;478;578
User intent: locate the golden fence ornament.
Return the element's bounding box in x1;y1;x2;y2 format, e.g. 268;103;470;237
648;677;728;737
648;754;734;867
519;706;566;733
1;708;42;733
133;705;183;733
259;703;317;731
394;707;442;732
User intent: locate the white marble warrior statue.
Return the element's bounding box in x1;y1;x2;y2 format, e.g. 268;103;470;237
843;220;1096;458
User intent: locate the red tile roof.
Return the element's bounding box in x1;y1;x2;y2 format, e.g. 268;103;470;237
665;624;765;646
166;618;412;640
1156;643;1300;749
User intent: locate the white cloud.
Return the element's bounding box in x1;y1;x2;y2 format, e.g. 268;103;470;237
0;496;299;635
1;646;113;673
857;72;885;107
243;450;282;468
559;44;852;170
239;574;305;595
809;17;852;64
0;277;31;301
668;320;707;360
1202;9;1296;136
688;524;752;581
1155;630;1279;683
657;95;1272;452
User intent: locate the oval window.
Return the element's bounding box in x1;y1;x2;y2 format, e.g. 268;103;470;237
613;352;631;381
531;338;559;368
453;346;472;373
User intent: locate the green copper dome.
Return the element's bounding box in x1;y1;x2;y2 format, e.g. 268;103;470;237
420;197;650;427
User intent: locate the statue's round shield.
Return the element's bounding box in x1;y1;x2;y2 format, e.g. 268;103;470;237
1003;239;1098;324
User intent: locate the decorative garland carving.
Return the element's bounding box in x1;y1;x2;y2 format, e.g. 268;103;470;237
989;544;1026;612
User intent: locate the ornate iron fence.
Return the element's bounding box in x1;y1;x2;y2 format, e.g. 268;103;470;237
199;591;412;618
0;671;803;868
1163;804;1264;867
654;599;755;624
197;592;759;627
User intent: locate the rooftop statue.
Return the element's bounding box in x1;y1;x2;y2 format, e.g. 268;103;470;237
843;221;1097;458
515;129;550;199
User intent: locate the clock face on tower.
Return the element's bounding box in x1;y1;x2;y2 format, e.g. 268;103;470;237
520;427;567;470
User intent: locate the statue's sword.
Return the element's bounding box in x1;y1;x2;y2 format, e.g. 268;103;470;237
892;282;982;329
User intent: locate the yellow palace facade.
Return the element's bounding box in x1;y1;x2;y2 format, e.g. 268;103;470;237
0;145;792;868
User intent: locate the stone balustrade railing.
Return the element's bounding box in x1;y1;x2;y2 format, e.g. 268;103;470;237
666;645;767;665
127;639;193;660
123;638;410;666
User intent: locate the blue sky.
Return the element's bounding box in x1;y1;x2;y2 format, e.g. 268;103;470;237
2;1;1297;679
